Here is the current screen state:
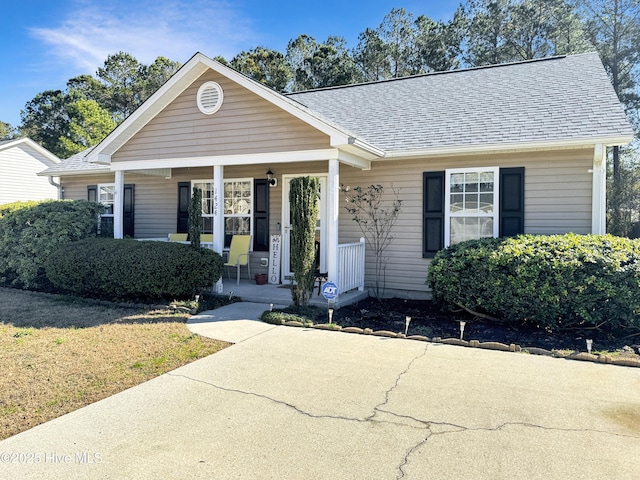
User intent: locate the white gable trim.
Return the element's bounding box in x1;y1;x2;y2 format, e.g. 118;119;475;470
86;53;379;164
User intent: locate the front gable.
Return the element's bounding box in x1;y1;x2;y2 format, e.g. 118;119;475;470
113;69;332;163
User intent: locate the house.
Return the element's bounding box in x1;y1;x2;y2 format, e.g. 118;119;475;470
39;52;633;298
0;137;60;204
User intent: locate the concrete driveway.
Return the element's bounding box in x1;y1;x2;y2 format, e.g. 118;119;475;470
1;303;639;479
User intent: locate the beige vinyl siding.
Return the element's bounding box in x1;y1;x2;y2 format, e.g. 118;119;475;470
0;145;58;203
113;71;330;163
61;148;594;296
338;148;594;296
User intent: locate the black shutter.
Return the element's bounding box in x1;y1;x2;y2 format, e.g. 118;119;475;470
253;179;269;251
177;182;190;234
87;185;97;202
499;167;525;237
423;171;445;258
123;184;135;237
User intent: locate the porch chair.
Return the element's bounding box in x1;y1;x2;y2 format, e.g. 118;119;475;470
168;233;188;242
224;235;251;285
200;234;213;247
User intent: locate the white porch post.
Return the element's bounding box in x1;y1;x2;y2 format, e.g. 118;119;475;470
114;170;124;239
213;165;224;292
327;158;339;285
591;144;606;234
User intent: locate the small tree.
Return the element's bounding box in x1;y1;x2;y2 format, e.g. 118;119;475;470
289;176;320;307
189;187;202;248
342;184;402;299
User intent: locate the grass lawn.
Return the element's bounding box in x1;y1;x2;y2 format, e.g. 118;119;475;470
0;288;229;441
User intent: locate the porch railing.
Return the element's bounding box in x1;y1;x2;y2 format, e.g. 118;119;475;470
337;237;365;294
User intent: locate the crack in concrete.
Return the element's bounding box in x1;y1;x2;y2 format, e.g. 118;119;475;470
168;345;639;480
392;417;640;479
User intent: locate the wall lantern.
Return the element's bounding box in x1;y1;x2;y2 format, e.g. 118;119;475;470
266;169;277;187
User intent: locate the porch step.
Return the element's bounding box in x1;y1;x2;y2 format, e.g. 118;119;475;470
213;280;368;309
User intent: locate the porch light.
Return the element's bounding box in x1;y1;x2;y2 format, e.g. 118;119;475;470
266;169;277;187
459;321;466;340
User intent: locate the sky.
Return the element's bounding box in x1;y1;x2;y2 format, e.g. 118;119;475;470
0;0;461;128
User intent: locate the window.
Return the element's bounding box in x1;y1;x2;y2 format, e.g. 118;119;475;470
192;180;214;234
223;179;253;247
445;167;499;247
97;184;115;236
192;178;253;248
88;184;134;237
423;167;524;258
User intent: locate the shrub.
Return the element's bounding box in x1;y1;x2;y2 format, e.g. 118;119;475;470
45;238;224;300
427;234;640;333
289;176;320;307
0;200;103;289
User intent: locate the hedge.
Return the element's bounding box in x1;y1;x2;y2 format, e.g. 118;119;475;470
427;234;640;333
45;237;224;300
0;200;103;289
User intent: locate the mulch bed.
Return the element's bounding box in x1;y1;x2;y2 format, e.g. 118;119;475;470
324;297;640;356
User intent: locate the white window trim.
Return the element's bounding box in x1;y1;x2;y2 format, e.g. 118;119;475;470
191;178;254;248
444;167;499;247
98;183;115;218
191;179;214;232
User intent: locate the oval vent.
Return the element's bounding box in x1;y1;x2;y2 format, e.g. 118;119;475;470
197;81;224;115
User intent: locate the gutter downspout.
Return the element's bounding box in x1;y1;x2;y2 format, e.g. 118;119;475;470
48;176;63;200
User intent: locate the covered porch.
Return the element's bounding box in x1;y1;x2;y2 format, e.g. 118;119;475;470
106;154;370;300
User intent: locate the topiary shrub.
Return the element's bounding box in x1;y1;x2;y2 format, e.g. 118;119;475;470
45;238;224;300
0;200;104;289
427;233;640;334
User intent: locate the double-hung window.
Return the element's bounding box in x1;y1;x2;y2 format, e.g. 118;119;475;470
223;179;253;247
423;166;524;257
97;183;115;236
445;167;499;247
192;178;253;248
192;180;215;234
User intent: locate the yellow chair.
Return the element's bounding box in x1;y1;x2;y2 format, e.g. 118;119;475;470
168;233;188;242
224;235;251;285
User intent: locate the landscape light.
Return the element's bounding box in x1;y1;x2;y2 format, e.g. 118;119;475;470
405;316;411;336
459;321;466;340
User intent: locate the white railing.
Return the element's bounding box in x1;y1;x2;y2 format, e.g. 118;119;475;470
337;237;365;294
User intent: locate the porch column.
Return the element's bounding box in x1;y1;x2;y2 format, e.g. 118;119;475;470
114;170;124;239
591;144;606;234
213;165;224;293
327;158;339;285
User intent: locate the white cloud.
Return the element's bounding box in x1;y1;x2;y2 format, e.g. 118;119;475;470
30;0;257;73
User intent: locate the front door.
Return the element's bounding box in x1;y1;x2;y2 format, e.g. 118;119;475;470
281;174;327;280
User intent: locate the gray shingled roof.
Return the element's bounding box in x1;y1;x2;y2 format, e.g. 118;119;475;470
287;52;633;152
39;147;108;175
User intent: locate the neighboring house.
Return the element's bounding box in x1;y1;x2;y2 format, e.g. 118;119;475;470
39;52;633;298
0;138;60;204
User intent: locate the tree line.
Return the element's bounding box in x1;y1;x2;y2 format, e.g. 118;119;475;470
1;0;638;235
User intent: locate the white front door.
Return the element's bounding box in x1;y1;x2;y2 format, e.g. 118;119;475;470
281;174;327;280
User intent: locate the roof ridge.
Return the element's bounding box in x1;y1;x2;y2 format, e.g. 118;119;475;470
286;53;599;96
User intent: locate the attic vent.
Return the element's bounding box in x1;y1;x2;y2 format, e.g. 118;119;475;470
197;81;224;115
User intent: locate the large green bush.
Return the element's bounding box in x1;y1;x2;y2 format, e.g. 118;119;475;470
45;238;224;300
0;200;103;289
427;234;640;333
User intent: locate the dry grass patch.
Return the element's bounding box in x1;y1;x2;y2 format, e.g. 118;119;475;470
0;288;229;440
